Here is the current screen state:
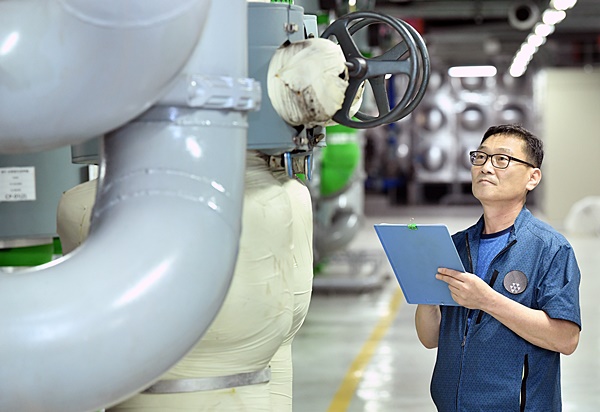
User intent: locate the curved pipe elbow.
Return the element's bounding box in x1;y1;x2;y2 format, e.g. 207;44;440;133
0;0;211;153
0;116;246;411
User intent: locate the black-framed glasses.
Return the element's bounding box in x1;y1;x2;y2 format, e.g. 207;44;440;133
469;151;536;169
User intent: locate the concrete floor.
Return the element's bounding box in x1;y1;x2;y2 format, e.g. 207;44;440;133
292;196;600;412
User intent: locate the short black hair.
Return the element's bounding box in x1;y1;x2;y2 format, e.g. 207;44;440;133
481;124;544;168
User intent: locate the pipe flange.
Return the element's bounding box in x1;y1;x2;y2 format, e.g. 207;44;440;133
159;75;262;112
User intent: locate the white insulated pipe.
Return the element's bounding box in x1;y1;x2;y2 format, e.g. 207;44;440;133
0;0;211;153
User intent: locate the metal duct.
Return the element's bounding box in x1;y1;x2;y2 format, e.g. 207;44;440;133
508;1;540;31
498;105;527;124
413;70;456;183
314;188;363;259
495;73;533;129
451;76;495;183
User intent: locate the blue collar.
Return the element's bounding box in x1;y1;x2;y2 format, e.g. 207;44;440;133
470;206;532;244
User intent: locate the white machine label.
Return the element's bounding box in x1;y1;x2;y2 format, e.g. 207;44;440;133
0;167;36;202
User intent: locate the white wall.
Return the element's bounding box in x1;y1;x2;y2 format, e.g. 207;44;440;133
537;68;600;227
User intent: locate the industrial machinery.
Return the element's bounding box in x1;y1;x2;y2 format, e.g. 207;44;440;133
407;68;535;205
0;1;429;410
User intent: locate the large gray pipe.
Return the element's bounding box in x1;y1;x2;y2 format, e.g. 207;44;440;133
0;112;246;411
0;0;211;153
0;0;252;410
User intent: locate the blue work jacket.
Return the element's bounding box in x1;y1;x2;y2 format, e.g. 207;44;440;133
431;207;581;412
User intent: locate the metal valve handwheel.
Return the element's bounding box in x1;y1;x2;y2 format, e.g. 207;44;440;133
321;11;430;129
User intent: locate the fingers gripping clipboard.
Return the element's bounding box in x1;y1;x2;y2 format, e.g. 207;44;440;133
374;224;465;306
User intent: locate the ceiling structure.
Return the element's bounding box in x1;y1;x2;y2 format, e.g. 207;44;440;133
372;0;600;73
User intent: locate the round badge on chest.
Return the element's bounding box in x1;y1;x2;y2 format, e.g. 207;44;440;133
503;270;528;294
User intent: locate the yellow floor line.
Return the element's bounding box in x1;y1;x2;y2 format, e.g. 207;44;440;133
327;288;404;412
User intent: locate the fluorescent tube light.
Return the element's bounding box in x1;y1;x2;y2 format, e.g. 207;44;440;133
447;65;497;78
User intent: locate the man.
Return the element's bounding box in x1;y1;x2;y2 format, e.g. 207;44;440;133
415;124;581;411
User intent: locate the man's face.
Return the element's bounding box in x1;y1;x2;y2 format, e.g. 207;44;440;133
471;134;540;205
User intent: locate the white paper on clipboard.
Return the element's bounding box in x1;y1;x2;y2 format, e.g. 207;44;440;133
374;224;465;306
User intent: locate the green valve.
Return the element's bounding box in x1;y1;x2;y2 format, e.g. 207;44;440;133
316;14;330;25
408;223;418;231
53;237;63;256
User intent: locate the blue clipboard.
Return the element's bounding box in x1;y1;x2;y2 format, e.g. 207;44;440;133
374;224;465;306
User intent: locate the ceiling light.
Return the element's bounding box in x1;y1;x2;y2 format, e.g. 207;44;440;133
510;0;577;78
527;33;545;48
447;65;497;78
534;23;555;37
509;65;527;78
514;51;533;65
520;43;538;56
551;0;577;11
542;9;567;25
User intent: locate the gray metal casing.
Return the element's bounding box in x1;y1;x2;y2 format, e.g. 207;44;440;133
71;136;101;165
412;70;457;183
247;3;306;154
0;147;84;242
451;76;497;183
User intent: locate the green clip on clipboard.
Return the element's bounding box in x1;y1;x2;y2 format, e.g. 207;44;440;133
374;224;465;306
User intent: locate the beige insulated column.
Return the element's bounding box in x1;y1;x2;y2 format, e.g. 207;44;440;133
269;168;314;411
57;179;98;255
